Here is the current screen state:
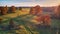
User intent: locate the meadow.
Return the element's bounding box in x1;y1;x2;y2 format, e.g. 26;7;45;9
0;8;60;34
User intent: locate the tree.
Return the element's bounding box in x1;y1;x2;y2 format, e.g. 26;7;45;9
11;6;16;13
5;5;8;12
0;7;1;14
1;6;8;15
19;7;22;10
57;5;60;18
30;5;43;16
54;5;60;19
30;7;36;15
35;5;43;16
43;14;51;26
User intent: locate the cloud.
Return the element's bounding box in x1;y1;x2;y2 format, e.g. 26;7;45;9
0;0;60;7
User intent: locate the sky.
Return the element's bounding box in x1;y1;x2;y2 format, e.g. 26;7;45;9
0;0;60;7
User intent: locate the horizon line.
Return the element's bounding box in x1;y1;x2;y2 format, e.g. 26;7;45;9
0;5;59;7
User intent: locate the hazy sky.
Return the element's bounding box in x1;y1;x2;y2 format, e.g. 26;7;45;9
0;0;60;7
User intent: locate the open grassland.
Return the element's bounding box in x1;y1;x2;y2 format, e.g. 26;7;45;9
0;8;30;21
0;14;60;34
0;8;60;34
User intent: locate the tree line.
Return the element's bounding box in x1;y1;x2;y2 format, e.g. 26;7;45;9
0;6;16;15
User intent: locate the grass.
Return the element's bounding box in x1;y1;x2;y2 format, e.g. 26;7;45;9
0;8;60;34
0;14;60;34
0;9;30;22
0;14;38;34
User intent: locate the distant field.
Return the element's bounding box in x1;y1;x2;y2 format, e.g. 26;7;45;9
0;8;30;21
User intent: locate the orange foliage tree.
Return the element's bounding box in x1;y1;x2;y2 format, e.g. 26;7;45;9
11;6;16;13
30;5;42;15
0;7;1;14
5;5;8;12
43;14;51;26
1;6;8;15
35;5;42;15
30;7;36;15
34;14;51;26
57;5;60;18
54;5;60;18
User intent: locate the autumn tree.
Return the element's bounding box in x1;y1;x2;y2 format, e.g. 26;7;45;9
11;6;16;13
30;7;36;15
43;14;51;26
54;5;60;18
5;5;8;12
0;7;1;14
35;5;43;16
1;6;8;15
57;5;60;18
30;5;42;16
19;7;22;10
